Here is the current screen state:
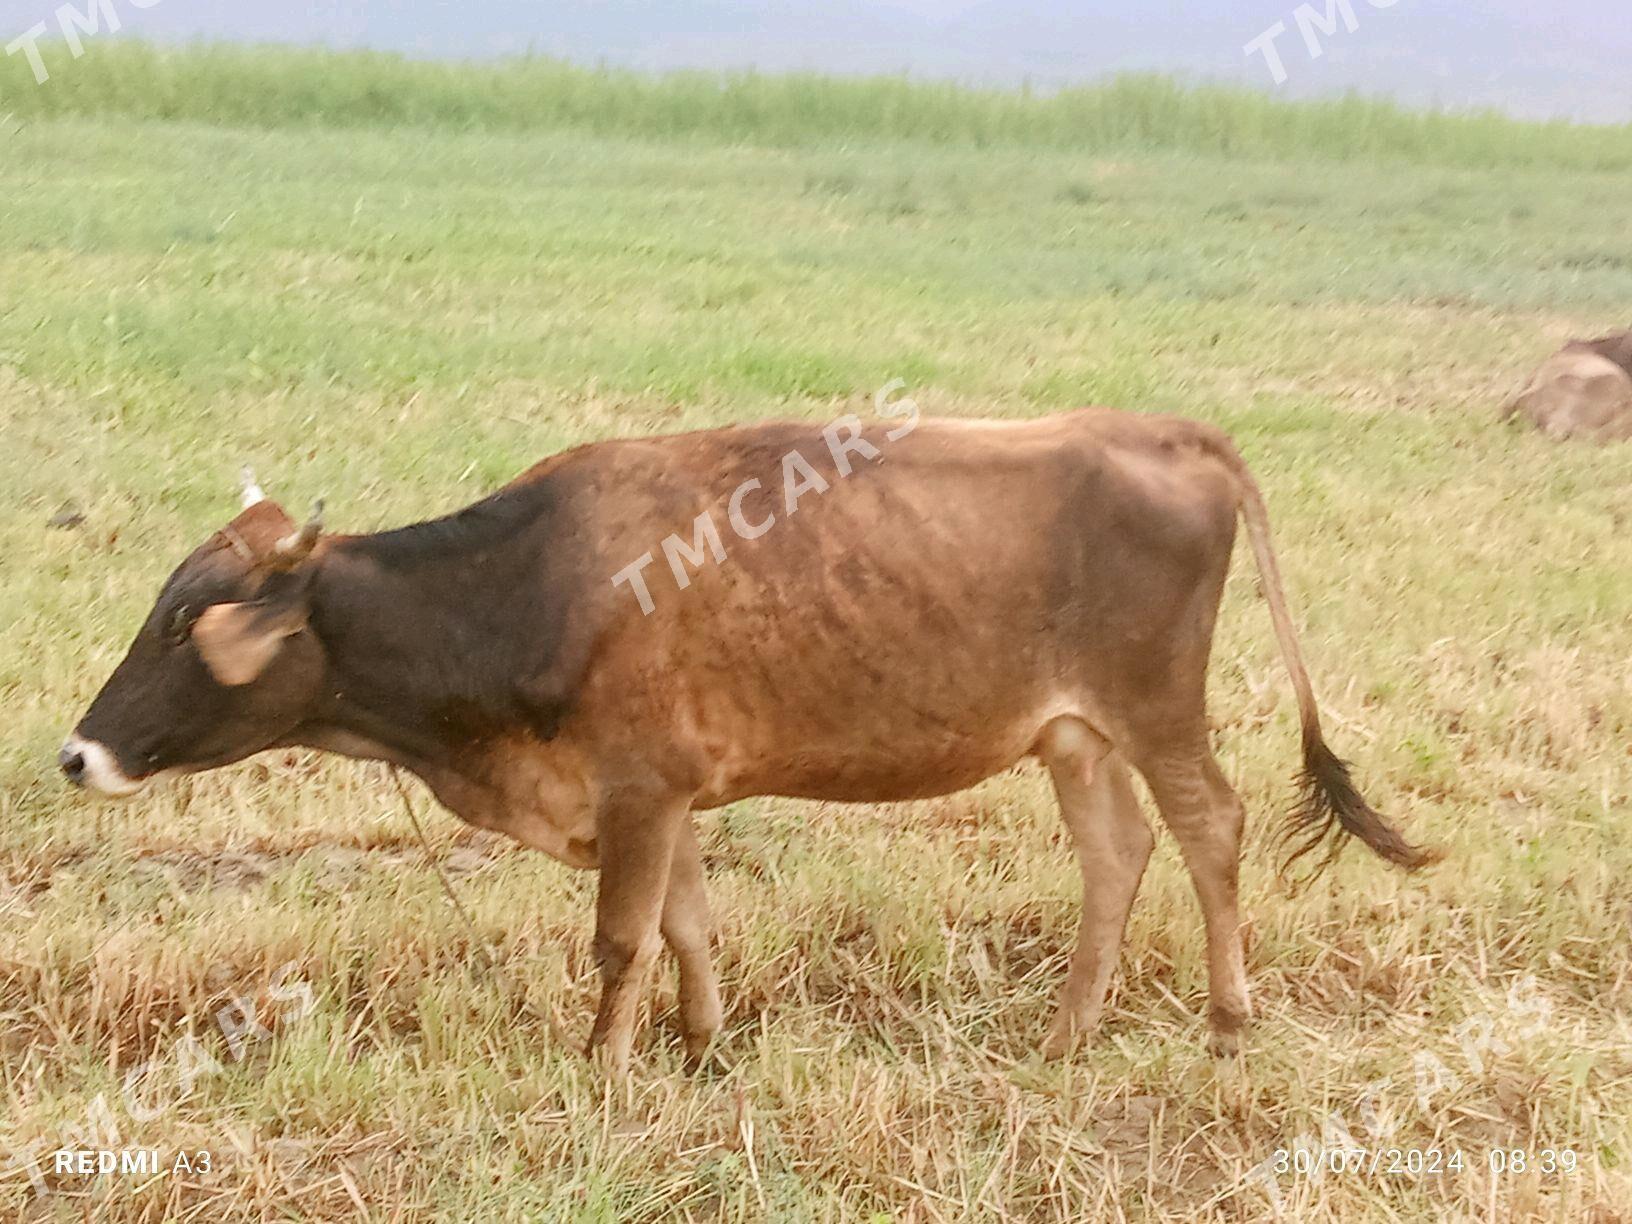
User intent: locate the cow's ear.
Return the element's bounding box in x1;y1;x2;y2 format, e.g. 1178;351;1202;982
192;600;307;686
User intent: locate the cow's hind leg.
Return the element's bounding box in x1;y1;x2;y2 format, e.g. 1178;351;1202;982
1135;742;1251;1056
587;791;687;1077
1037;717;1155;1059
661;819;723;1062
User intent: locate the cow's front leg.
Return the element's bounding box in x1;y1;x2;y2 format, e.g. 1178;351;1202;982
661;819;723;1062
586;788;687;1076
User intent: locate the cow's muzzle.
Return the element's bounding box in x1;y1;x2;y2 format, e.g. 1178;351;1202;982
57;736;145;797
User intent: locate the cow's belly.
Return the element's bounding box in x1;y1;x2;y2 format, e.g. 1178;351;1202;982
691;691;1081;807
665;580;1093;806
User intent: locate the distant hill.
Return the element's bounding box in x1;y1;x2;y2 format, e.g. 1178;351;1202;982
52;0;1632;122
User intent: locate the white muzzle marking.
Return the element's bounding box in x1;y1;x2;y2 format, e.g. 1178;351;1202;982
63;737;147;797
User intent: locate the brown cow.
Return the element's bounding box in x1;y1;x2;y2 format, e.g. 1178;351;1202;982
60;408;1436;1072
1503;328;1632;442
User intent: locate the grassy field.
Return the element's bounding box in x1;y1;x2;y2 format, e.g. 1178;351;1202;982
3;51;1632;1221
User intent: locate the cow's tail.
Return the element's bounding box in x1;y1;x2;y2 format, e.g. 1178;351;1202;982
1208;435;1441;878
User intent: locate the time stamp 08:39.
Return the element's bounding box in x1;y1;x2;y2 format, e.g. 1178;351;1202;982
1270;1147;1581;1178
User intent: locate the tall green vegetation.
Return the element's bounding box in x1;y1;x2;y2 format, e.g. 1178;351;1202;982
2;41;1628;169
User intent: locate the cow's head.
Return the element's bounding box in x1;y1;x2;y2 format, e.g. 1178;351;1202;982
60;474;329;797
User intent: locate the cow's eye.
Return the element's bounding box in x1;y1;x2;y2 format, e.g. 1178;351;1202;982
167;606;192;645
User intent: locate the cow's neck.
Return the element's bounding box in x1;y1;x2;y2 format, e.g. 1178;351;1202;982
291;538;565;773
289;546;478;774
278;475;592;820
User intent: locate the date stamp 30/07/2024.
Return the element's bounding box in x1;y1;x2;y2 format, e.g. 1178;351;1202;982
1265;1146;1582;1178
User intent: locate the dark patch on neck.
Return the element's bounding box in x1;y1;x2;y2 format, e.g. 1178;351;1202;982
306;469;600;762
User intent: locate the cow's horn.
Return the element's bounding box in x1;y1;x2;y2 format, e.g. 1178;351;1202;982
272;499;324;563
239;466;266;509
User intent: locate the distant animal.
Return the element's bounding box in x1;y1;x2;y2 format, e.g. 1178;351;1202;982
1503;329;1632;442
59;409;1437;1072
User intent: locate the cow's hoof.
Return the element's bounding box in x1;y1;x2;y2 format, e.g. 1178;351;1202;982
682;1028;721;1068
586;1030;635;1081
1041;1015;1094;1061
1207;1024;1247;1059
684;1046;730;1078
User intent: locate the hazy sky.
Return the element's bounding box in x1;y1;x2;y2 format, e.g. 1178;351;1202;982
12;1;1630;121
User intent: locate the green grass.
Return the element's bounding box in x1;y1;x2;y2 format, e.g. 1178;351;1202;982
2;53;1632;1222
4;42;1632;169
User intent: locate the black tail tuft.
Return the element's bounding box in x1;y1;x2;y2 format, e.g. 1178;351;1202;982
1278;734;1442;880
